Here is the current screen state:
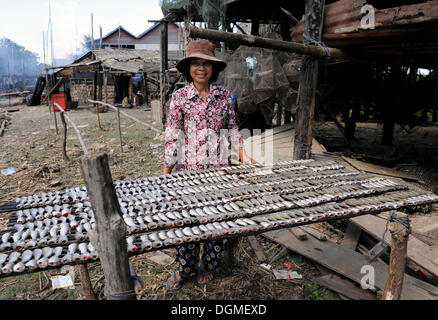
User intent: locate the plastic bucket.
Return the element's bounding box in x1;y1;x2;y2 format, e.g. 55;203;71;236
50;93;66;112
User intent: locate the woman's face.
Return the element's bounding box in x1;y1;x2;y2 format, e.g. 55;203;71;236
189;58;213;86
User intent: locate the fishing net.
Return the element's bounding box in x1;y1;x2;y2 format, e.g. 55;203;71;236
160;1;303;123
161;0;227;29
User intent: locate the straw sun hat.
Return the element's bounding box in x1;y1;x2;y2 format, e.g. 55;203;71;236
176;40;227;77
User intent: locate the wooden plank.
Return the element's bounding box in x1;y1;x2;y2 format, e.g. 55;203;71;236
341;221;362;250
300;225;327;241
263;228;438;300
289;227;308;241
342;156;420;182
351;214;438;278
247;235;266;262
314;274;377;300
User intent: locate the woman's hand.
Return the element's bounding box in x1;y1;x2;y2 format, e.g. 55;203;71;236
163;167;173;174
239;149;256;165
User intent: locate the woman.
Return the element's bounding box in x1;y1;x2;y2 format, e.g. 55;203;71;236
164;40;255;290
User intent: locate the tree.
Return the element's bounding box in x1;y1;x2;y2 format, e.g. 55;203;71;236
0;38;43;75
81;34;92;52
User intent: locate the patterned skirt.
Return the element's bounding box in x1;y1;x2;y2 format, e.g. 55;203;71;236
175;240;223;278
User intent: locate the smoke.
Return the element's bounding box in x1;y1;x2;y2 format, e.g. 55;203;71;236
0;38;44;77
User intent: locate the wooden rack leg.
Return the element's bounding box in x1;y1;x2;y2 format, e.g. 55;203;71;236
382;214;411;300
78;264;96;300
80;154;135;300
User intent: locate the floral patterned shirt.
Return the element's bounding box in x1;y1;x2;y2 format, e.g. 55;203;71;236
164;82;244;172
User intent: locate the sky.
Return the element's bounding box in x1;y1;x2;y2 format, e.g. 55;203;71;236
0;0;164;63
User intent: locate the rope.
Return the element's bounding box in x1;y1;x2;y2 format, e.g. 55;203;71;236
104;286;137;300
381;212;410;242
302;34;331;57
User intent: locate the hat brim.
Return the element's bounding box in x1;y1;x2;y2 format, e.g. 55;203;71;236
176;53;226;75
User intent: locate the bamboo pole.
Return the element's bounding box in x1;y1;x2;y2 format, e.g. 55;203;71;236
188;26;356;61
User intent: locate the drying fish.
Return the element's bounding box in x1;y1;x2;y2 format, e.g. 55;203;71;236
148;233;163;248
48;247;63;267
1;232;11;244
0;240;10;251
198;225;212;238
182;227;195;242
139;235;152;250
37;247;53;268
126;236;139;252
78;243;90;260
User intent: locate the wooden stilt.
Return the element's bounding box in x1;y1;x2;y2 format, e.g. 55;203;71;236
94;69;102;130
79;154;135;300
293;0;325;160
433;71;438;123
382;213;411;300
160;22;169;129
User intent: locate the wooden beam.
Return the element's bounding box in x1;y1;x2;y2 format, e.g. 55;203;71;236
188;26;355;61
289;227;308;241
341;221;362;251
80;154;136;300
41;77;66;102
293;0;325;160
247;235;266;262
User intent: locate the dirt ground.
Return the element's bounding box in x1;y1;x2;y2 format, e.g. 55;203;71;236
0;104;340;300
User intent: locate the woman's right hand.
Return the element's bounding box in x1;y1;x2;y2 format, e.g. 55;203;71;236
163;167;173;174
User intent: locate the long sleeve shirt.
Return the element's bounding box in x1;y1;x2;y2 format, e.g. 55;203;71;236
164;82;244;172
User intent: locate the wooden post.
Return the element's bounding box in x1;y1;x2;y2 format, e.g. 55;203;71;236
433;70;438;123
382;65;400;145
59;112;69;161
78;264;96;300
52;101;59;135
382;213;411;300
117;106;123;152
104;71;108;104
142;72;148;105
160;22;169;128
293;0;325;160
128;75;133;101
93;69;102;130
80;154;136;300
